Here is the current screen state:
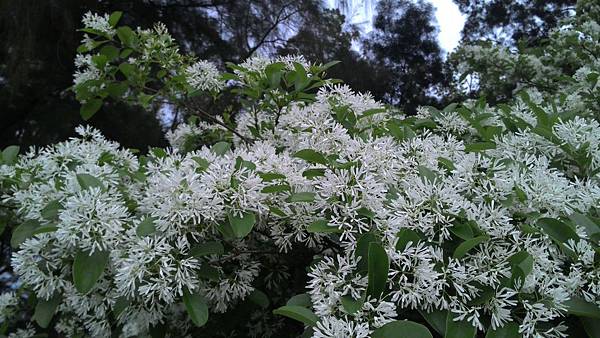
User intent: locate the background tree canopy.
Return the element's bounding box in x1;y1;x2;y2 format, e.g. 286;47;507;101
0;0;571;148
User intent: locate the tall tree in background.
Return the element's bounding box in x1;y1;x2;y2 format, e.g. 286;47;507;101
365;0;447;113
0;0;332;149
279;8;390;100
455;0;577;46
0;0;168;150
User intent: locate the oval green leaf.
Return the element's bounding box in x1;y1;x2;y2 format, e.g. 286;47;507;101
73;249;109;294
182;289;209;327
445;312;476;338
273;305;318;326
453;235;489;259
293;149;328;165
33;294;61;328
190;241;224;257
367;242;390;298
227;212;256;238
372;320;433;338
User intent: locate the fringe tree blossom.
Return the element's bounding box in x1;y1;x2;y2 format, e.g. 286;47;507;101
1;3;600;337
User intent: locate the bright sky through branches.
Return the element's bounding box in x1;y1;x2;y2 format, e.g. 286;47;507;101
328;0;466;52
429;0;465;52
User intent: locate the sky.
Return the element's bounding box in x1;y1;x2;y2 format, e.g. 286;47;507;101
327;0;466;53
429;0;466;52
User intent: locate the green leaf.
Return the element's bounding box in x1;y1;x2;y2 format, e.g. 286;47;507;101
211;142;231;155
106;82;129;99
514;186;527;202
485;322;520;338
261;184;291;193
80;99;103;120
564;297;600;319
464;142;496;152
259;172;286;181
221;72;238;81
91;54;108;68
414;118;437;129
265;63;283;88
33;294;61;328
357;207;375;219
358;108;386;120
469;285;495;306
1;145;20;165
396;228;421;251
151;147;168;158
508;251;534;288
453;235;489;259
215;222;235;239
536;218;579;243
118;63;135;78
356;232;379;273
108;11;123;27
445;312;476;338
581;317;600;338
41;200;63;221
417;165;439;183
367;242;389;298
11;219;41;248
182;289;209;327
302;168;326;179
292;62;309;91
387;121;416;141
569;213;600;238
116;26;136;47
286;293;312;307
73;249;109;294
32;225;58;236
113;297;130;317
419;309;447;336
273;306;318;326
306;219;342;233
372;320;433;338
100;45;119;60
450;222;474;240
136;217;156;237
190;241;224;257
76;173;104;190
437;157;456;172
318;60;341;73
197;265;220;280
269;206;286;217
120;48;133;58
341;295;364;314
293;149;328;165
234;156;256;171
248;289;270;308
227;212;256;238
287;192;316;203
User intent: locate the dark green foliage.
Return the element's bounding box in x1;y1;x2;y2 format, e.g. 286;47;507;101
455;0;576;46
364;0;448;113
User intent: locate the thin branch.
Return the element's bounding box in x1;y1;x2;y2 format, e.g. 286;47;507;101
181;98;254;144
244;2;298;59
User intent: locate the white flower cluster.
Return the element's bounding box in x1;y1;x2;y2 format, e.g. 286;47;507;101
73;54;101;87
233;55;313;85
72;13;225;109
81;12;115;36
2;4;600;338
185;60;225;92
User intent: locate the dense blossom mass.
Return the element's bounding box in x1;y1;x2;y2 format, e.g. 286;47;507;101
0;1;599;337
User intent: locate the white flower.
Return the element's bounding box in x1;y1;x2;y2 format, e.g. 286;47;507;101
81;12;115;35
185;60;224;91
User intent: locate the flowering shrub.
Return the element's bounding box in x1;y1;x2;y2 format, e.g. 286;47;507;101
1;2;600;337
